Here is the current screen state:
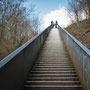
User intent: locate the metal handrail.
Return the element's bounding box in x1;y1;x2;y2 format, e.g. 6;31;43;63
0;25;52;68
58;25;90;56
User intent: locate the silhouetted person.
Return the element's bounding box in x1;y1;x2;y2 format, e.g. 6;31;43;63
51;21;54;28
55;21;58;28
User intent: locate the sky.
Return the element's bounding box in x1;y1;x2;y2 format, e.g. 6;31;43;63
23;0;85;31
24;0;68;16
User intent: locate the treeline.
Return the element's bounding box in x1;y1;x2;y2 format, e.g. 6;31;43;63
0;0;40;60
68;0;90;23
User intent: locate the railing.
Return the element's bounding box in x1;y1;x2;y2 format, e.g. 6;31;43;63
58;25;90;90
0;24;90;90
0;25;52;90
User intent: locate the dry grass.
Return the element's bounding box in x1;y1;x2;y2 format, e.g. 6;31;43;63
65;19;90;49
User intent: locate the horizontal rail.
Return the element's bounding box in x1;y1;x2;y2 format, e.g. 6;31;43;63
0;25;52;90
58;25;90;90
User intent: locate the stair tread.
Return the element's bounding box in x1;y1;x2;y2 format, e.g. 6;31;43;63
26;81;80;83
25;85;82;88
31;71;76;72
34;64;73;66
29;73;77;75
25;81;81;85
28;77;79;79
34;65;74;67
32;67;75;69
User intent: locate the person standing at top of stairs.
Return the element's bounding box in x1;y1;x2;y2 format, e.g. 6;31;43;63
51;21;54;28
55;21;58;28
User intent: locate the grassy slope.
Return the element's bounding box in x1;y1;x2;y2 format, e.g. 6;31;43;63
65;19;90;49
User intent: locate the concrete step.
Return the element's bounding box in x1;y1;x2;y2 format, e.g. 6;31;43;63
25;81;81;85
29;73;78;77
33;65;74;68
30;71;76;74
38;57;70;60
24;85;82;90
37;55;69;57
27;77;79;81
35;62;72;64
34;64;73;66
31;67;75;71
40;52;69;54
36;61;72;63
37;58;71;60
37;56;71;61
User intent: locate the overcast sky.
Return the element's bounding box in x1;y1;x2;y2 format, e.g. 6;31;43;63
23;0;86;31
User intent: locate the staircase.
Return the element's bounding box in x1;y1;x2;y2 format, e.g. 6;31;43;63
24;29;83;90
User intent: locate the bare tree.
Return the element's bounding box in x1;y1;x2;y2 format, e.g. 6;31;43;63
68;0;80;23
0;0;40;60
76;0;90;19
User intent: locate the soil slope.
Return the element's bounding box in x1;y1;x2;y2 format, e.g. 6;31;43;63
65;19;90;50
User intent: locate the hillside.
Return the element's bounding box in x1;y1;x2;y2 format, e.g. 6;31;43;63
65;19;90;50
